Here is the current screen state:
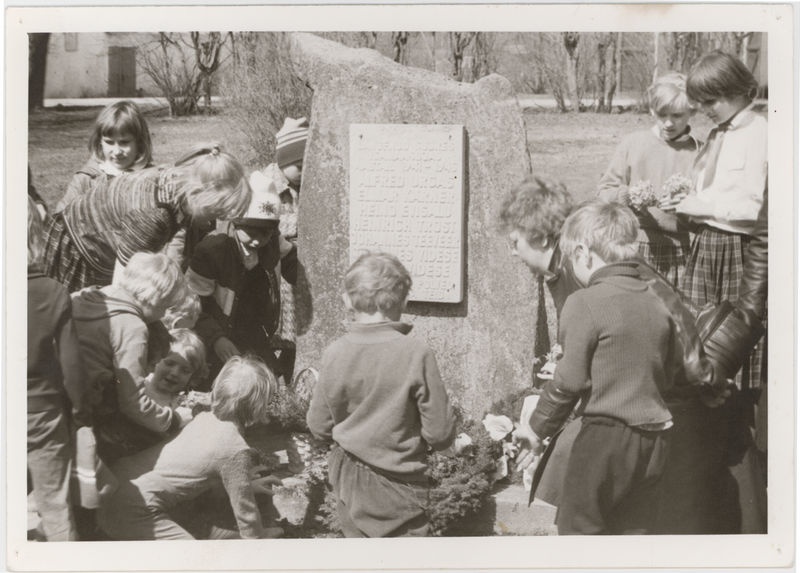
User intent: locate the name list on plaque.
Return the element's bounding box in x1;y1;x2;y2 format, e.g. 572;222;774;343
349;124;465;303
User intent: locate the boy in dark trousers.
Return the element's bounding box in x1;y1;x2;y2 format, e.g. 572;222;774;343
187;172;297;384
517;201;680;535
306;252;456;537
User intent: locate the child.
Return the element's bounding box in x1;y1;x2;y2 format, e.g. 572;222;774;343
27;196;87;541
43;144;251;293
597;72;701;287
71;252;193;463
260;116;308;385
498;175;578;317
516;201;679;535
671;50;767;392
144;328;208;408
161;291;202;330
672;49;768;534
306;252;457;537
187;171;297;384
55;100;153;213
96;355;279;540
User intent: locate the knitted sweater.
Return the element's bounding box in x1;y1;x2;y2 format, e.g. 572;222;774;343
27;268;87;413
531;263;677;438
306;321;456;481
103;412;264;539
60;165;183;276
597;126;700;244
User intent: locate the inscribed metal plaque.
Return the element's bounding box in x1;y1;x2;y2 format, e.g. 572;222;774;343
349;124;464;303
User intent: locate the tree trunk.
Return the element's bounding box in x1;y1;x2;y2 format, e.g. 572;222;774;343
562;32;580;112
605;33;619;113
28;33;50;110
595;35;609;112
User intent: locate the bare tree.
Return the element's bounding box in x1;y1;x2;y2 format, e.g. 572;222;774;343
449;32;475;81
470;32;497;81
138;33;201;116
223;32;312;164
594;33;618;112
562;32;581;112
29;33;50;110
190;32;229;112
392;32;409;65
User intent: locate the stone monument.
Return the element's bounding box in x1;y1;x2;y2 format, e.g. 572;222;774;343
290;33;535;419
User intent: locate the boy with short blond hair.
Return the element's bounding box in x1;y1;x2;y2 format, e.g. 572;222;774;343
597;72;701;286
306;252;456;537
519;201;680;535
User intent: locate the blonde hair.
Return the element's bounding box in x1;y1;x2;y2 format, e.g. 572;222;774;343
162;292;202;330
344;252;412;315
118;252;186;313
166;328;208;385
211;355;276;427
173;144;251;223
648;72;693;114
89;100;153;167
499;175;574;248
560;200;639;263
28;196;45;266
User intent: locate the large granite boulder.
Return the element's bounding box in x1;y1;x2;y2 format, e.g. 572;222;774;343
290;33;536;419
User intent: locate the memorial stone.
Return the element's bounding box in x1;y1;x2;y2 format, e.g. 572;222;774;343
289;33;536;419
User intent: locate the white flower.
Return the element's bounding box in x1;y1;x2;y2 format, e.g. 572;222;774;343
482;414;515;441
453;432;473;454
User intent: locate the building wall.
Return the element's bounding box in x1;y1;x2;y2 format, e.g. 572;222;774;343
45;32;168;99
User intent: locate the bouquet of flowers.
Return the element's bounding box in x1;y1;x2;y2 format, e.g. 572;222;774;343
625;180;658;212
660;173;693;201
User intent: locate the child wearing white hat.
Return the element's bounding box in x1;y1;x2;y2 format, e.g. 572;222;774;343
186;172;297;383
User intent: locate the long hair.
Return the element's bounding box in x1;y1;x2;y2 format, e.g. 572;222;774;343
172;144;251;223
88;100;153;167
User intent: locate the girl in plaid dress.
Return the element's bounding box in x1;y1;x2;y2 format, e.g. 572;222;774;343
42;144;251;293
667;51;767;394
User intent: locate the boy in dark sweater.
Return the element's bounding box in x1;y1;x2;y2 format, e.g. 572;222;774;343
306;252;456;537
518;201;680;535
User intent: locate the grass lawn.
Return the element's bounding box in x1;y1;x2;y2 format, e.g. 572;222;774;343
28;102;715;210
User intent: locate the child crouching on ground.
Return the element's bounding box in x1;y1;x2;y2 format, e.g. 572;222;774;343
97;355;280;540
515;201;679;535
306;252;457;537
144;328;208;408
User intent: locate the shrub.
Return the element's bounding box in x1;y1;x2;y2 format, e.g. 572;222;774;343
222;33;312;166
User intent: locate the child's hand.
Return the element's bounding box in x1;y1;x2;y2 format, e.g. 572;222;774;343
512;425;544;472
214;337;240;361
251;470;283;496
658;192;687;212
174;406;194;428
278;234;294;258
675;195;714;218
